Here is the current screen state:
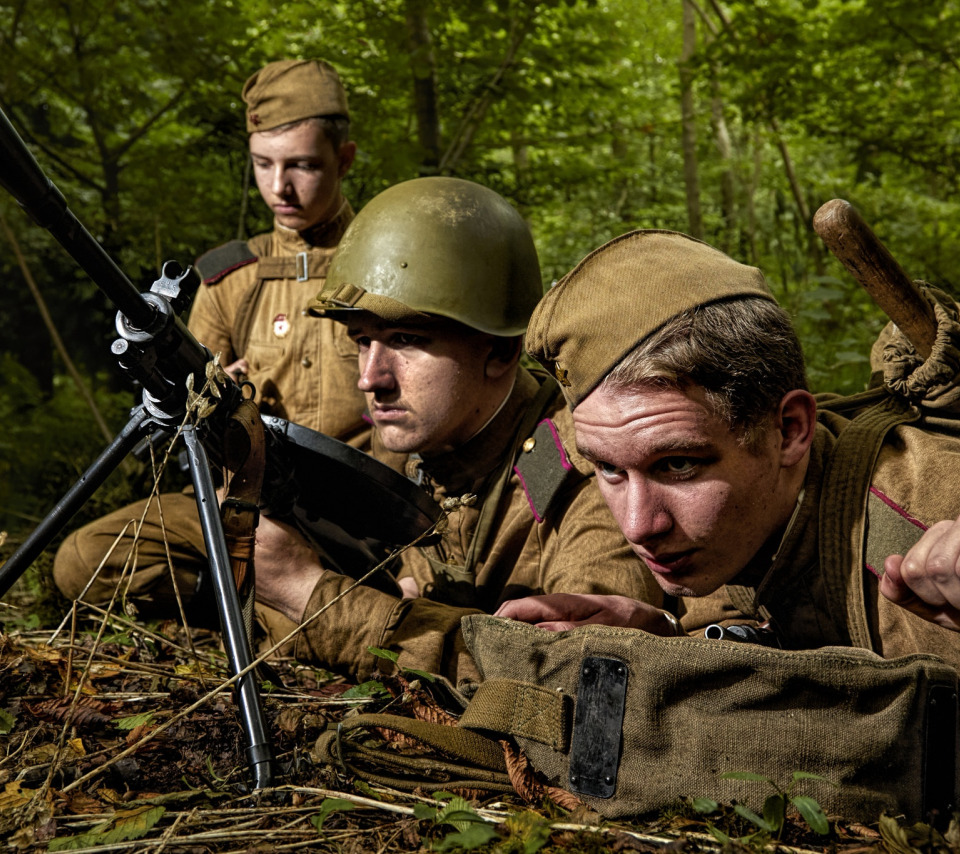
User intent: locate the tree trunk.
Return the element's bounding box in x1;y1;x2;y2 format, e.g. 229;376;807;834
405;0;442;176
679;0;703;239
769;117;824;275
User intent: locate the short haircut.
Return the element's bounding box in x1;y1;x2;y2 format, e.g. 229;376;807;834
257;115;351;150
599;297;808;449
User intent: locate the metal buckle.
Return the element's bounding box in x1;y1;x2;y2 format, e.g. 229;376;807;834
296;251;308;282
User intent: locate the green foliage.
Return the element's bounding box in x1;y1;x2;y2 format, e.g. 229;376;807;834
0;707;15;734
113;711;156;731
368;645;436;682
0;355;150;607
499;810;553;854
310;797;355;832
697;770;836;840
48;805;166;850
3;0;960;540
341;679;390;699
414;794;501;852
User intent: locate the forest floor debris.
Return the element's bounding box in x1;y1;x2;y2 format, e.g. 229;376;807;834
0;591;940;853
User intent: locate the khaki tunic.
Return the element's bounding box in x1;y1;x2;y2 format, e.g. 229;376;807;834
53;210;368;616
188;208;368;443
680;398;960;670
294;368;663;686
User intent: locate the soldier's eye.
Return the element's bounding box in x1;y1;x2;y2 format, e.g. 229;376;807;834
596;460;624;480
393;333;426;347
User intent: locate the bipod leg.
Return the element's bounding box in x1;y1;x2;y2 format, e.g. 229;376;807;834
0;405;151;598
182;424;274;790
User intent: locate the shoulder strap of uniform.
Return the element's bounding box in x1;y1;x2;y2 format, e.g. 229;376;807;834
195;239;258;285
459;377;562;578
514;416;575;523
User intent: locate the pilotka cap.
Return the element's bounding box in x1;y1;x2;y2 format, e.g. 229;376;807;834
243;59;349;133
525;229;777;408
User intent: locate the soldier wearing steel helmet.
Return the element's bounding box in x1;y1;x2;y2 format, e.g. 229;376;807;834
253;177;664;684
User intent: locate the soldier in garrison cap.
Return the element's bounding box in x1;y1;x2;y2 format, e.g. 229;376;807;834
495;228;960;669
53;60;368;638
249;177;664;685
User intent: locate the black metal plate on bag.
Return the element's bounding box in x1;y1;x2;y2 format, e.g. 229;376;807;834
923;683;958;824
568;656;628;799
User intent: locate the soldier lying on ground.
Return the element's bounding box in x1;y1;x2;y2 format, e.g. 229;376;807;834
252;178;663;681
494;229;960;669
53;59;368;632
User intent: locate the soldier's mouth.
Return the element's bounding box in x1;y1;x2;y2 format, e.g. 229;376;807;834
641;549;696;575
372;405;407;422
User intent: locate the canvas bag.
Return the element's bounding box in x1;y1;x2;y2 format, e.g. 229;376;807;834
453;613;958;823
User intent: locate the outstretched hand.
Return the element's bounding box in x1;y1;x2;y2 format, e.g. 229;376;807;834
494;592;681;636
880;514;960;631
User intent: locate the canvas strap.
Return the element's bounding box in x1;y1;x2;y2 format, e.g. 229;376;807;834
312;712;514;794
819;392;921;648
219;398;266;634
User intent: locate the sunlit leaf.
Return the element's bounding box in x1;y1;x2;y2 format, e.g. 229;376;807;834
433;822;500;851
720;771;770;782
342;680;388;699
48;805;166;850
311;797;354;831
691;797;719;814
0;708;15;734
791;795;830;835
734;803;776;832
114;711;156;730
367;646;399;663
791;770;837;785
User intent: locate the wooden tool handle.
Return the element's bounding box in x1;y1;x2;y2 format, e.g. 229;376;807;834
813;199;936;360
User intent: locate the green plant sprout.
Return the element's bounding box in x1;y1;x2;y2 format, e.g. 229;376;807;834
342;646;438;699
695;770;836;841
413;792;500;851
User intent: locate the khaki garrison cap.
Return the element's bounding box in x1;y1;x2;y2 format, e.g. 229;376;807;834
243;59;349;133
525;229;777;408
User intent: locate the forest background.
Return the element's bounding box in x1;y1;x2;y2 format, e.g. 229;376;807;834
2;0;959;585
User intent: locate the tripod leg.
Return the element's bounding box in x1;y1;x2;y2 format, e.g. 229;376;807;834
0;405;151;598
182;424;274;790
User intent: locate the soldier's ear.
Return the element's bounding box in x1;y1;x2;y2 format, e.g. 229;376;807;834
337;141;357;177
484;335;522;379
776;389;816;468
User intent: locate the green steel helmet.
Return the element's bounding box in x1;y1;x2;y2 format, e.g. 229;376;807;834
309;177;543;336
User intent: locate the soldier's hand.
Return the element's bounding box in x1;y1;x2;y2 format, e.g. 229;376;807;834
397;577;419;598
495;593;681;636
880;514;960;631
224;357;250;383
254;515;325;621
